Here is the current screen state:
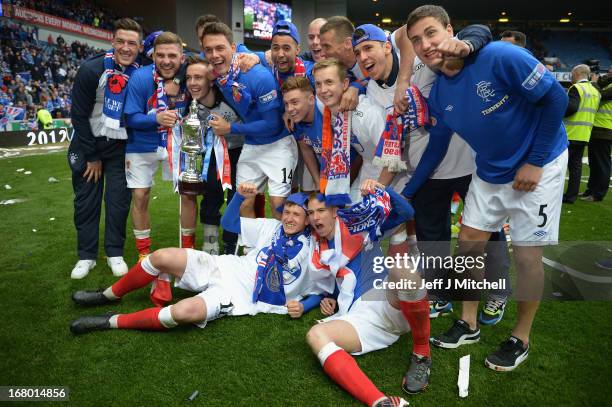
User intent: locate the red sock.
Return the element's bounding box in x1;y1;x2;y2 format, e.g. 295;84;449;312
116;307;166;330
135;237;151;255
400;299;431;357
111;262;157;297
323;349;385;406
254;193;266;218
181;234;195;249
150;278;172;307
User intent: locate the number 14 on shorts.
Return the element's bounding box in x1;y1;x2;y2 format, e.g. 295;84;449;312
281;168;293;184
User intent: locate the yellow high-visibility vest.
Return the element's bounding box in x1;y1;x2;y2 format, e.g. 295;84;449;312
36;109;53;129
593;83;612;130
564;81;601;142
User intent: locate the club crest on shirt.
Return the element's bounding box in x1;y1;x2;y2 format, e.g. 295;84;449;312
282;264;302;285
476;81;495;102
232;85;242;103
265;265;282;292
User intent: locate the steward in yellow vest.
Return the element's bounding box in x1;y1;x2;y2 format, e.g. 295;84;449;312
564;79;601;142
583;73;612;201
563;64;601;203
36;108;54;130
593;78;612;136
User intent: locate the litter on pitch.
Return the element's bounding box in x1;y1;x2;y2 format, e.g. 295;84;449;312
0;198;27;205
4;184;11;189
458;354;470;398
187;390;199;401
48;177;59;183
49;217;56;221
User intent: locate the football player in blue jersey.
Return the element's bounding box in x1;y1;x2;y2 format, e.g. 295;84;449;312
201;22;298;220
403;5;569;371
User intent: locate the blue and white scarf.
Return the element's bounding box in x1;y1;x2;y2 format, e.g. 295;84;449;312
253;226;311;306
100;49;139;139
338;187;391;243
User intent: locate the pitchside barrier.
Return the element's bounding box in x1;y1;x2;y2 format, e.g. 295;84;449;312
0;127;72;148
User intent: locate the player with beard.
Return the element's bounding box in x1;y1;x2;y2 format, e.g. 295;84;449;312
404;5;568;371
259;20;315;87
123;32;186;260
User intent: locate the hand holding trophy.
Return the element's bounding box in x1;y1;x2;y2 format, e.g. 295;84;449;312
178;99;206;195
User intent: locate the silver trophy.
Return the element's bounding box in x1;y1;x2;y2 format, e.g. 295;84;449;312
178;100;205;195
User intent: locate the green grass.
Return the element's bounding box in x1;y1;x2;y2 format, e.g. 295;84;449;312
1;151;611;406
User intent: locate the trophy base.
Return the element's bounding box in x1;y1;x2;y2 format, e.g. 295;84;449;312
178;180;205;196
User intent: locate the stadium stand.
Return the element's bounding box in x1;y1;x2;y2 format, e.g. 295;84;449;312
538;31;612;72
0;17;102;128
9;0;119;31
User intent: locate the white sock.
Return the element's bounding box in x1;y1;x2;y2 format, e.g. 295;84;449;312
180;227;196;236
103;287;119;300
133;229;151;239
317;342;342;366
203;224;218;237
140;255;161;277
158;306;178;328
398;286;428;302
390;230;408;245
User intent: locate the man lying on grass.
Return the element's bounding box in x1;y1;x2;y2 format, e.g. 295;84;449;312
70;183;329;333
305;181;420;406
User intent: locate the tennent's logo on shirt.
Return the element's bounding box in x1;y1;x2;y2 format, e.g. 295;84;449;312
476;81;495;102
481;94;509;116
522;63;546;91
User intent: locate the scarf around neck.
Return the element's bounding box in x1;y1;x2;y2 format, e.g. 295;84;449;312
99;49;140;139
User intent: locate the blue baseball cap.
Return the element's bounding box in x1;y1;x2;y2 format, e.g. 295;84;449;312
352;24;388;47
272;20;300;44
276;192;309;213
143;30;162;57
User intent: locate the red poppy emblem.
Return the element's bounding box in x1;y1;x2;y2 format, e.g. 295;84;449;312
108;74;127;94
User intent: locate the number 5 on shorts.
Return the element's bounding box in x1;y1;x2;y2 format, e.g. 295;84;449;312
537;204;548;227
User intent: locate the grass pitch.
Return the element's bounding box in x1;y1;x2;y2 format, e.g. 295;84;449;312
1;150;611;406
